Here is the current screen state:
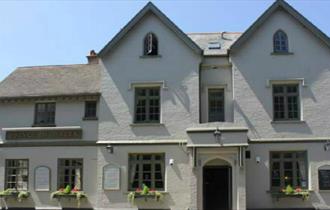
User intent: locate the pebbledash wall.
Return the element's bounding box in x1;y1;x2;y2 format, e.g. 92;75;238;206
0;1;330;210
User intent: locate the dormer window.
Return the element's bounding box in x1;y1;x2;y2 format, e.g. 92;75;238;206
273;30;289;53
143;33;158;56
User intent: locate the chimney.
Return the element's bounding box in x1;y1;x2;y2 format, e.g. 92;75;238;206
87;50;98;64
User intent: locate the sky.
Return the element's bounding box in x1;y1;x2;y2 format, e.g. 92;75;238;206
0;0;329;81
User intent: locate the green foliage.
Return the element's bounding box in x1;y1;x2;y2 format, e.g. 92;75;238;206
127;184;164;204
0;189;29;202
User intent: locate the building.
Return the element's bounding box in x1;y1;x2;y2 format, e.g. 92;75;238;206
0;0;330;209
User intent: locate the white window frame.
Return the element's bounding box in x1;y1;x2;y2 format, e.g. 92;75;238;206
267;79;305;122
205;85;227;123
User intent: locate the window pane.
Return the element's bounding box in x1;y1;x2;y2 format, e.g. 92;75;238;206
85;101;97;118
270;151;307;189
35;103;55;125
129;154;165;190
58;159;83;189
5;159;28;190
135;87;160;123
208;89;225;122
273;84;299;121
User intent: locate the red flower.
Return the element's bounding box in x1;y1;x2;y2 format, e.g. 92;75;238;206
295;187;302;192
136;188;141;192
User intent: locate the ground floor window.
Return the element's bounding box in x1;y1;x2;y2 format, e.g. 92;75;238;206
5;159;29;190
129;154;165;190
270;151;307;189
58;159;83;189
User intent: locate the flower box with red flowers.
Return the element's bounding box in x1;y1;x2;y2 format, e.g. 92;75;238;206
127;185;164;203
271;185;310;201
51;185;87;201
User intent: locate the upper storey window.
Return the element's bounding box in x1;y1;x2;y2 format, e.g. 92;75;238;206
273;84;299;121
34;102;56;126
134;87;160;123
143;33;158;56
273;30;289;53
208;88;225;122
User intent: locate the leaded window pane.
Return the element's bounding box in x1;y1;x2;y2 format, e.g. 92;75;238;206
208;89;225;122
273;84;299;120
58;159;83;190
35;102;55;125
5;159;29;190
85;101;97;118
273;30;289;53
135;87;160;123
128;153;165;191
270;151;307;189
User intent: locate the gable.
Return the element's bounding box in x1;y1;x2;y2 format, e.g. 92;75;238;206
98;2;202;57
230;0;330;53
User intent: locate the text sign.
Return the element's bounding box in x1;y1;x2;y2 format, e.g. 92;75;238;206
319;169;330;190
103;165;120;190
35;166;50;191
6;129;82;140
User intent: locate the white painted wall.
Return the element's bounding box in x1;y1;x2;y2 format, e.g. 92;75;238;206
247;143;330;209
231;9;330;139
0;146;97;209
0;101;98;141
99;12;202;141
231;8;330;209
200;57;233;123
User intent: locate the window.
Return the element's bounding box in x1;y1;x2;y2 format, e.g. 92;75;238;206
129;154;165;190
273;84;299;121
84;101;97;119
273;30;289;53
5;159;29;190
58;159;83;189
135;87;160;123
208;88;225;122
143;33;158;56
34;102;55;125
270;151;307;189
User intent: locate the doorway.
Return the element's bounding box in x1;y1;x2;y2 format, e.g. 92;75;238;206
203;166;232;210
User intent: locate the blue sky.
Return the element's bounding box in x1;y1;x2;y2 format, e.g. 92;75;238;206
0;0;329;80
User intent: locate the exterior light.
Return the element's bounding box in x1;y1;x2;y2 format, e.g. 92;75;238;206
324;141;330;151
214;127;222;143
106;144;113;154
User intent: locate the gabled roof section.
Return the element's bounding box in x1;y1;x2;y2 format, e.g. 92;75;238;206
0;64;101;99
230;0;330;53
98;2;202;57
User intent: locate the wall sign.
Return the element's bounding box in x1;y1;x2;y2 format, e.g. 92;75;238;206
319;165;330;190
35;166;50;191
6;129;82;140
103;165;120;190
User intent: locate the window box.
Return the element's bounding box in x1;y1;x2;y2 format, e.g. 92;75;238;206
270;186;310;201
0;189;30;202
51;186;87;201
127;186;164;203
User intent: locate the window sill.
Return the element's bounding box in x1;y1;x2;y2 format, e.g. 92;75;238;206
139;55;162;58
271;120;305;124
130;123;165;127
32;124;56;127
124;191;168;194
271;52;294;55
82;117;98;121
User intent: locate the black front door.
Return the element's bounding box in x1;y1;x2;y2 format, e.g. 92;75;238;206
203;166;231;210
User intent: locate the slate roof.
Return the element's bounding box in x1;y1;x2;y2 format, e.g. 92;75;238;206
187;32;241;56
0;64;101;99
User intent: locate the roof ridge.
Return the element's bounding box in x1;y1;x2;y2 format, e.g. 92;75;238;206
187;32;242;35
16;63;89;70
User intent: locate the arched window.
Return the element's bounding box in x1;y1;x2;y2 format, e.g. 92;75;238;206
273;30;289;53
143;33;158;55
